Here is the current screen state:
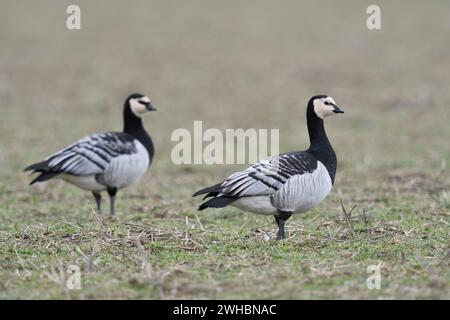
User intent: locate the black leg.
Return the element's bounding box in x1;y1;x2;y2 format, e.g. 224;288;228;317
275;211;292;240
107;187;118;217
92;192;102;214
274;215;280;227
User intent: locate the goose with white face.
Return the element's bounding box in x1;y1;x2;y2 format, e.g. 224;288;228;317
313;96;344;119
129;96;156;117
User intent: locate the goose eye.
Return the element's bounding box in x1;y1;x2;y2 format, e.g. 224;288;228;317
324;101;330;105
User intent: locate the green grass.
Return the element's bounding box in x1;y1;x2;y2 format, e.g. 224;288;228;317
0;0;449;299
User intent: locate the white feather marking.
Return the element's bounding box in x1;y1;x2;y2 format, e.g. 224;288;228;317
313;97;337;119
129;96;150;116
60;174;106;192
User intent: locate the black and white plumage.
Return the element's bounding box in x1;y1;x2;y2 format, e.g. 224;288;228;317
193;95;344;240
25;93;156;216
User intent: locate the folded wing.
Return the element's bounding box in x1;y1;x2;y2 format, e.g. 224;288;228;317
25;132;139;184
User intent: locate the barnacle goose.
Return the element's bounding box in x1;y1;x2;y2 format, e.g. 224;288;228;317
24;93;156;216
193;95;344;240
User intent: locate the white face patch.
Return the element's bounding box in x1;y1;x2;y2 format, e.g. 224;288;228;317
129;96;150;117
313;96;337;119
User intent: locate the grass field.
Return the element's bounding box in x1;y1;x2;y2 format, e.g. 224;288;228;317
0;1;449;299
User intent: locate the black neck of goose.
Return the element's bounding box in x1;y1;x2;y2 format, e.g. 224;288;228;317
306;104;337;183
123;104;154;162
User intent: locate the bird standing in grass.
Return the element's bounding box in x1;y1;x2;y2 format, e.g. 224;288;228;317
193;95;344;239
25;93;156;217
